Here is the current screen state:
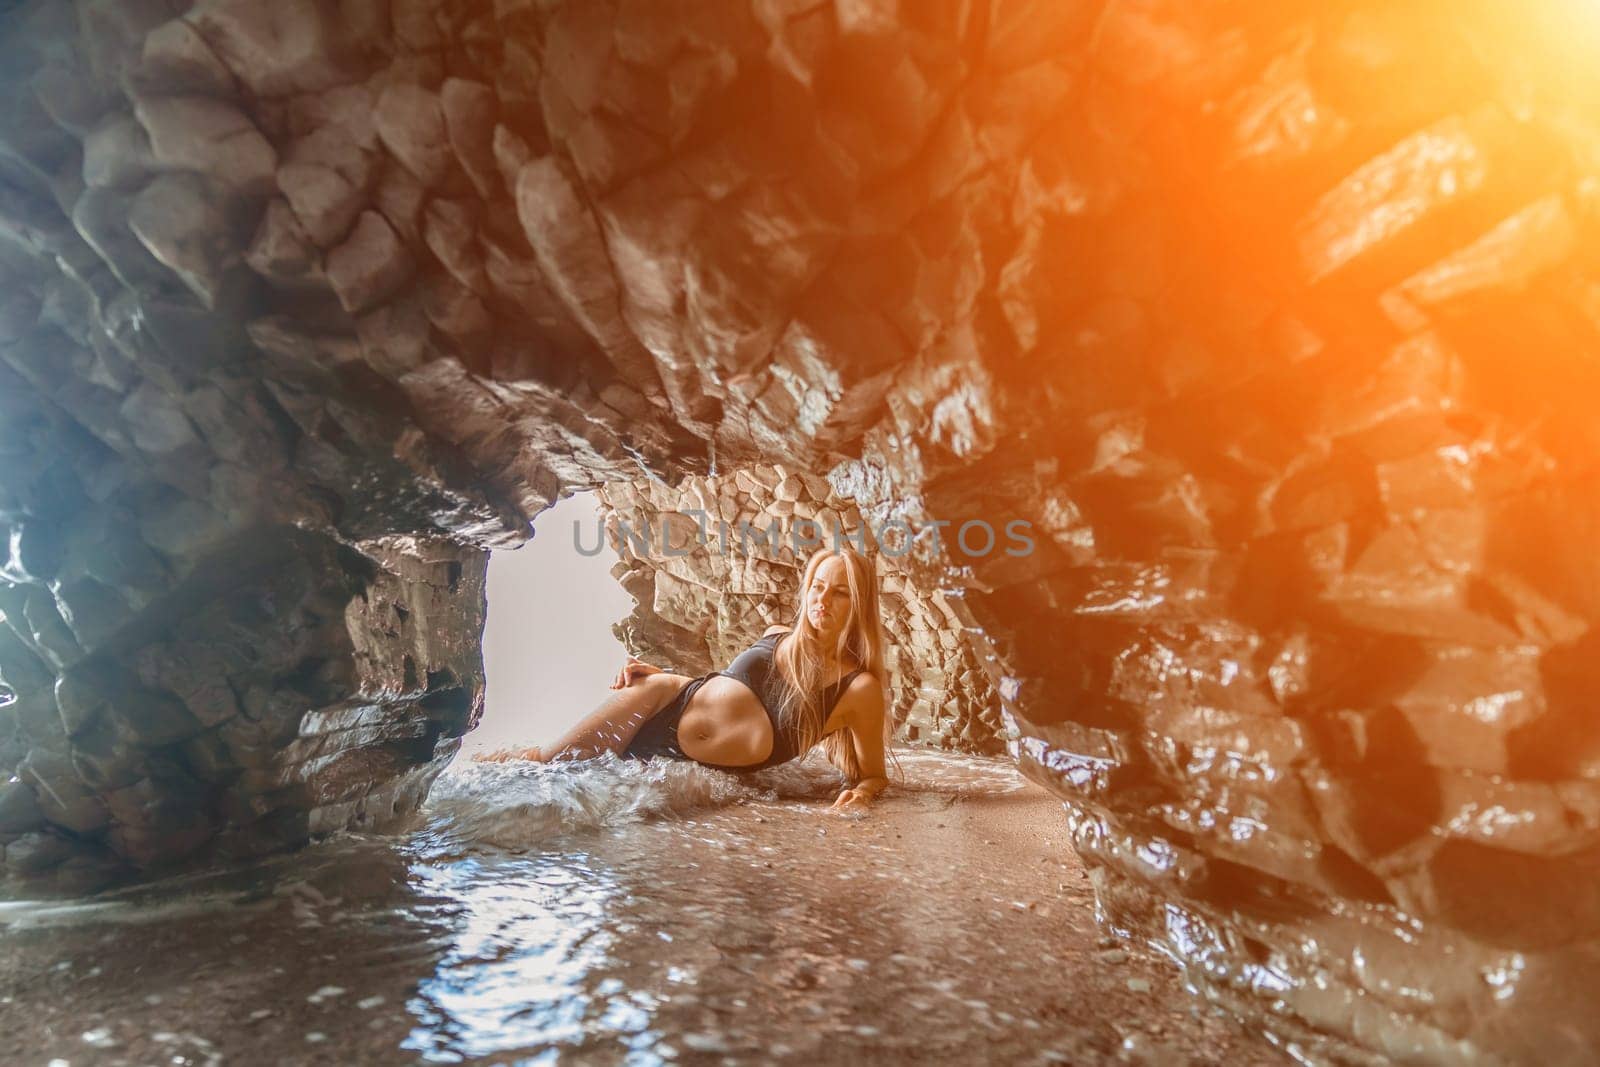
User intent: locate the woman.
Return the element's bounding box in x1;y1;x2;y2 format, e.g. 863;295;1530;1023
477;546;893;812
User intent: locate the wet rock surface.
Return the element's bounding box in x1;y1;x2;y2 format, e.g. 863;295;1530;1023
0;0;1596;1059
0;520;488;892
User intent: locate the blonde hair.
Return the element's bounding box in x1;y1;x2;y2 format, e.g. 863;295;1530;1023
772;546;892;780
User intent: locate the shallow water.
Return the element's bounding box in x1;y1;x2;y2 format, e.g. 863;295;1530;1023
1;750;1280;1065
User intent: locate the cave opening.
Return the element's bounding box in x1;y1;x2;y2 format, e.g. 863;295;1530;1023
472;491;631;759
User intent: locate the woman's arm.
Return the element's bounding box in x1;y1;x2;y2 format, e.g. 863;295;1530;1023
830;677;888;812
612;657;675;689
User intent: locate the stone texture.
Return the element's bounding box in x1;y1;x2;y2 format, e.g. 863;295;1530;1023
128;173;239;306
276;131;373;249
375;83;453;189
0;1;1596;1060
325;210;413;314
133;95;279;196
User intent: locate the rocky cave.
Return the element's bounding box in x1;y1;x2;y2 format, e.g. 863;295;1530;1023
2;0;1598;1060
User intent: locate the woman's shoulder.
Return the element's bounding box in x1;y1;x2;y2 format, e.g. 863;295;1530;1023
761;624;793;637
819;669;882;736
838;669;884;720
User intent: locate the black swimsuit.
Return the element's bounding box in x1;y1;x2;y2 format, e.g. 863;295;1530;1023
622;632;864;771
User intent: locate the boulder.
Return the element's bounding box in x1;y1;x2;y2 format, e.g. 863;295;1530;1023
135;95;278;196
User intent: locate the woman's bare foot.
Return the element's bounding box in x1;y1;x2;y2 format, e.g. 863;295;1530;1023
472;746;545;763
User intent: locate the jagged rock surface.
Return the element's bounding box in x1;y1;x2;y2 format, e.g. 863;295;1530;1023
0;0;1597;1059
596;465;1006;754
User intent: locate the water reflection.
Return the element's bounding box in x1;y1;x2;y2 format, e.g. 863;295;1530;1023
2;750;1276;1065
403;854;634;1061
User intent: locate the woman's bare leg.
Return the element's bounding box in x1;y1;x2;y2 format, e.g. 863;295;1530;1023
546;673;692;759
474;674;691;763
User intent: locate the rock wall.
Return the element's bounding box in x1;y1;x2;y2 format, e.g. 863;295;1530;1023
0;427;489;890
0;0;1597;1058
0;0;544;890
596;465;1005;753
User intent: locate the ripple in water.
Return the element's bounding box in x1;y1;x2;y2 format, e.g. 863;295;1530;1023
416;748;1028;856
1;749;1274;1065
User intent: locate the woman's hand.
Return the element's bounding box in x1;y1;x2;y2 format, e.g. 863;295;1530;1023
611;658;662;689
831;787;873;813
831;777;887;813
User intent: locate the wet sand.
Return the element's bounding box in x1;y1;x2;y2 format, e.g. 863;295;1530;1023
1;753;1285;1065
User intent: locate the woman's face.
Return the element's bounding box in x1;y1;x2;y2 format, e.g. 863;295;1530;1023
805;556;853;640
